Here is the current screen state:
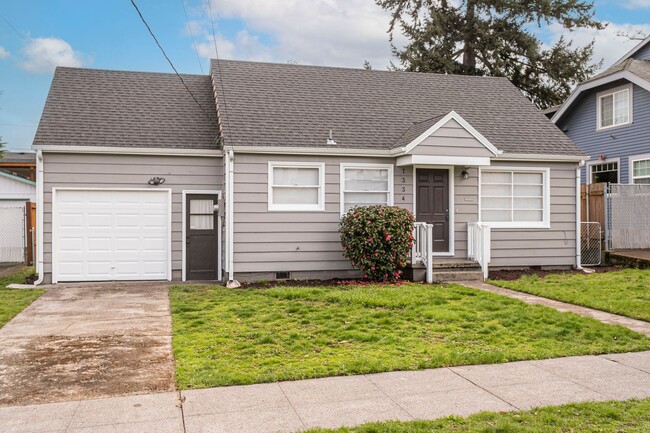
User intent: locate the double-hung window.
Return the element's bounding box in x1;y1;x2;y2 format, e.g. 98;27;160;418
340;164;393;215
268;162;325;211
631;158;650;184
598;85;632;130
480;168;550;228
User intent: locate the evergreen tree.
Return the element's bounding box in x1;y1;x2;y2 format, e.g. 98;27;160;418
377;0;605;108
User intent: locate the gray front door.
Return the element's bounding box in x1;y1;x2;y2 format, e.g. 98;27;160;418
416;169;449;252
186;194;220;280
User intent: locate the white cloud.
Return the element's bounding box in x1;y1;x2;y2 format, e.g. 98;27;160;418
0;46;9;59
20;37;86;73
624;0;650;8
191;0;403;69
546;22;650;71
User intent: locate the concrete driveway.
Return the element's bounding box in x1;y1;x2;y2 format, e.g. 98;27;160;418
0;283;176;406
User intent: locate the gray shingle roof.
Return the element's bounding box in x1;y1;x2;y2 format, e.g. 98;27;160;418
0;151;36;164
211;59;583;155
584;59;650;84
33;67;219;149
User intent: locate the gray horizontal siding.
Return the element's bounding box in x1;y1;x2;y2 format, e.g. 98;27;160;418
410;119;494;157
559;81;650;183
488;160;578;268
42;153;223;282
635;43;650;61
232;153;411;274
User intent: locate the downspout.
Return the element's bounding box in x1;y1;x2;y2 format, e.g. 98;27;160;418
32;150;45;286
575;161;585;270
226;148;240;288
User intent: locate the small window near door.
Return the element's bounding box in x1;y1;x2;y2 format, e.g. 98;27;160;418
590;161;619;184
340;164;393;215
190;199;214;230
632;158;650;184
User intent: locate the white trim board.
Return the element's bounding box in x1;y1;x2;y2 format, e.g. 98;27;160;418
51;187;173;283
34;145;223;157
397;155;491;167
400;111;500;157
181;190;223;282
413;165;455;257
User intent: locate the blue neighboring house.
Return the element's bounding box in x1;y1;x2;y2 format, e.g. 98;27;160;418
552;36;650;185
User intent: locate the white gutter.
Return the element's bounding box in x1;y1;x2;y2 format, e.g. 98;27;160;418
31;150;45;286
575;161;585;270
225;149;239;288
32;145;223;157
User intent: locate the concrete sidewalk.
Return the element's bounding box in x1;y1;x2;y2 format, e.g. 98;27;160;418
3;351;649;433
458;281;650;337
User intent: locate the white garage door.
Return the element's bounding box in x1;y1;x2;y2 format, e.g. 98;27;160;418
54;189;170;282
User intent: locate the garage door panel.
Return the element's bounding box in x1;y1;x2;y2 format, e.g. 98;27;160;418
55;189;170;282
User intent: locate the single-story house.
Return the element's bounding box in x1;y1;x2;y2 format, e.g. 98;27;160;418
31;61;586;284
552;35;650;184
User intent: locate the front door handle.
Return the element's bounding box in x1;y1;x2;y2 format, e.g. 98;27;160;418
445;209;449;222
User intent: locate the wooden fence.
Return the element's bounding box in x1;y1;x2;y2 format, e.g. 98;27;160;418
581;183;606;227
25;202;36;265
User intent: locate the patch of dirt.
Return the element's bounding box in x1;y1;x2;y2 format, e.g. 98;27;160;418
0;334;175;406
236;278;413;289
488;266;623;281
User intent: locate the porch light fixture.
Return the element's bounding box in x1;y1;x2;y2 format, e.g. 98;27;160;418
148;177;166;185
461;169;470;180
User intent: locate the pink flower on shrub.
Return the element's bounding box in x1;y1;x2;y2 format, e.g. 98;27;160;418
385;235;392;241
371;266;376;270
369;237;373;243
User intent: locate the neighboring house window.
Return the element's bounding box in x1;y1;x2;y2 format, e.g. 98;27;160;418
589;160;619;184
597;85;632;130
480;168;550;228
268;162;325;211
340;164;393;215
632;158;650;184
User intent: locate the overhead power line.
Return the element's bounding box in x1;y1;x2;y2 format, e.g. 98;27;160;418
129;0;215;122
181;0;204;74
0;14;57;69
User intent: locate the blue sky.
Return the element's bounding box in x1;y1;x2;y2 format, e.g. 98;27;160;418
1;0;649;150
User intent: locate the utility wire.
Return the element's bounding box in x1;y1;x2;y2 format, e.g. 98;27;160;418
0;14;57;69
206;0;233;145
130;0;215;122
181;0;204;74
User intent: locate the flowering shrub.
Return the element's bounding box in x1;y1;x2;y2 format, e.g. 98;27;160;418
339;205;415;282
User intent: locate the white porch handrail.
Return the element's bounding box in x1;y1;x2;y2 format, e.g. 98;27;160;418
467;222;491;279
412;222;433;283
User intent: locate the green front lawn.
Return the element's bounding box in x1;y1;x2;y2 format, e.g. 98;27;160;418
0;267;44;328
490;269;650;322
170;283;650;389
305;398;650;433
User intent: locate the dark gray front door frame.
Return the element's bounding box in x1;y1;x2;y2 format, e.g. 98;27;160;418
182;190;222;281
414;166;454;255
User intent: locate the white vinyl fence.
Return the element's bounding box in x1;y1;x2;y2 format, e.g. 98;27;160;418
606;184;650;250
0;206;26;263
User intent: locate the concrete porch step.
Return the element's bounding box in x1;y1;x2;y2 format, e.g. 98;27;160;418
404;259;483;283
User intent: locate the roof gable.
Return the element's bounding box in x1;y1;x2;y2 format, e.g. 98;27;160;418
613;35;650;66
399;111;499;157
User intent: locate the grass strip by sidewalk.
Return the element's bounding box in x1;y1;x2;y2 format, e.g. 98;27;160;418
0;267;44;328
170;283;650;389
490;269;650;322
305;398;650;433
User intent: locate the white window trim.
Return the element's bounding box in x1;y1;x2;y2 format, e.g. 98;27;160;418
629;153;650;184
586;157;620;185
267;161;325;212
340;163;394;217
478;166;551;229
596;84;633;131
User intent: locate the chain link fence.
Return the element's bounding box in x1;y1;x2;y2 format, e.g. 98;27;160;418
606;184;650;250
0;206;26;263
580;222;601;266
